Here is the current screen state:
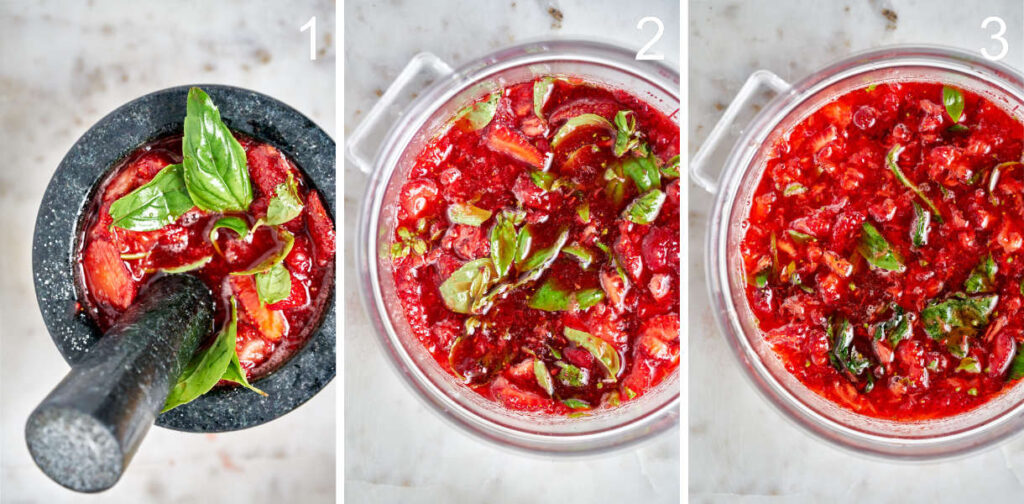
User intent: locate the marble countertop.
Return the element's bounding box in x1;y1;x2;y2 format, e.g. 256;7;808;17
689;1;1024;502
342;1;680;503
0;1;335;503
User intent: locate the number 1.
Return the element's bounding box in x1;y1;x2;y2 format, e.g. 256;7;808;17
301;16;317;61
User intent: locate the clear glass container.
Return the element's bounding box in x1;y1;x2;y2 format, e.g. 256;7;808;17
692;45;1024;459
347;39;681;455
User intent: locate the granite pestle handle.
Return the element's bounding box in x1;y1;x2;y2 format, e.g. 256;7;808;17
25;274;214;493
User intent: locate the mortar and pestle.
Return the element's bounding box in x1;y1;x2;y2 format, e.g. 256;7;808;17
28;85;336;492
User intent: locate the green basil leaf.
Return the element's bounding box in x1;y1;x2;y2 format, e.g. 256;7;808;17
551;113;614;149
624;189;666;225
956;357;981;374
622;155;661;192
456;91;500;131
230;229;295;276
612;110;648;158
872;304;912;347
158;255;213;274
948;123;969;133
660;155;680;179
911;202;931;248
108;163;193;231
514;226;533;269
533;77;553;120
556;361;586;387
887;144;942;222
942;85;965;123
439;258;496;314
857;221;905;272
182;87;253;212
921;293;999;341
447;202;493;226
577;201;591;223
528;279;571;311
489;212;518;277
519;227;570;272
965;254;998;294
163;297;239;412
787;229;817;243
562;245;594;269
529;169;557;191
533;358;554;395
783;183;807;196
574;288;605;310
255;262;292;306
218;299;266;396
1009;346;1024;381
265;173;303;225
564;326;621;380
826;316;871;376
210;216;249;242
562;398;591;410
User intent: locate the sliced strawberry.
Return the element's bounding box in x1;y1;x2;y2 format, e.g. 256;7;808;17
265;271;309;311
637;314;680;363
82;238;136;310
235;323;268;368
490;376;549;412
485;126;544;168
398;178;439;220
284;234;314;275
230;275;287;341
988;330;1017;378
547;97;619;125
132;151;177;183
305;190;336;266
247;144;293;198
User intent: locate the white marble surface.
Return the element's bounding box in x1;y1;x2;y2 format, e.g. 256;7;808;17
343;1;680;503
689;1;1024;502
0;1;335;503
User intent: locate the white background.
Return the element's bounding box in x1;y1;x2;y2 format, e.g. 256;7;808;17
689;1;1024;502
0;1;336;503
343;1;681;503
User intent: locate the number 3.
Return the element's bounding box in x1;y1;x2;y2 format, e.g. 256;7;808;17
636;16;665;61
980;16;1008;61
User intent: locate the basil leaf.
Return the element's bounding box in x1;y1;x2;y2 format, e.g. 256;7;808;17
533;359;554;395
887;144;942;221
783;183;807;196
562;245;594;269
556;361;586;387
210;216;249;244
230;229;295;276
158;255;213;274
965;254;997;294
911;202;931;248
1009;347;1024;381
182;87;253;212
872;304;912;347
219;299;266;396
529;169;557;191
564;326;621;380
956;357;981;374
439;258;496;314
163;298;238;412
265;173;303;225
948;123;969;133
857;221;905;272
624;189;667;225
787;229;816;243
533;77;553;120
942;86;965;123
622;155;661;192
519;227;570;272
514;226;533;269
562;398;591;410
604;165;627;206
255;262;292;305
826;316;871;376
109;163;193;231
612;110;648;158
577;201;591;223
528;279;571;311
551;113;614;149
457;91;499;131
661;155;680;179
489;212;518;277
921;293;999;341
448;202;493;226
574;288;605;310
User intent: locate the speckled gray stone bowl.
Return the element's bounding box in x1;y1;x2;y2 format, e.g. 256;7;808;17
32;85;336;432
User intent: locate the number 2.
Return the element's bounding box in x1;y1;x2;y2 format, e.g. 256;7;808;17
980;16;1008;61
635;16;664;61
301;16;317;61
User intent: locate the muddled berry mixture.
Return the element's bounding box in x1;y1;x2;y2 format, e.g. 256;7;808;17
390;77;680;415
742;82;1024;420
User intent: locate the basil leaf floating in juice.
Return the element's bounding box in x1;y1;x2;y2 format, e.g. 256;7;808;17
574;288;605;310
218;298;266;395
447;202;493;226
556;362;586;387
157;255;213;274
576;201;591;223
529;169;557;191
1009;347;1024;381
660;155;680;179
787;229;816;243
942;85;965;123
624;189;666;225
910;202;931;248
964;254;998;294
163;297;239;412
519;227;569;273
612;110;649;158
255;262;292;305
265;173;304;225
514;225;533;270
182;87;253;212
528;279;571;311
551;113;614;149
562;398;591;410
826;316;871;376
887;144;943;222
533;359;554;396
231;229;295;276
489;211;519;277
956;357;981;374
564;327;621;380
108;163;194;231
783;183;807;197
857;221;905;272
439;258;496;314
532;77;554;120
920;293;999;342
872;304;912;347
209;216;249;243
562;245;594;269
456;91;500;131
621;154;661;192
